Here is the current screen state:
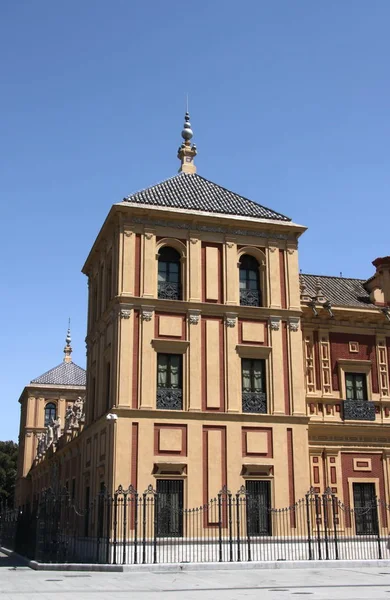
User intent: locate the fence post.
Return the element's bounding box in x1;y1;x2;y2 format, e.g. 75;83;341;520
236;490;241;563
305;491;313;561
218;491;223;562
134;490;139;565
245;491;251;562
315;493;322;560
227;491;233;562
105;494;111;565
153;490;158;565
375;496;382;560
113;492;118;565
142;491;147;564
123;492;128;565
322;491;329;560
331;494;339;560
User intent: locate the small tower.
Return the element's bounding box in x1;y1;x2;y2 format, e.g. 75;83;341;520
178;111;197;174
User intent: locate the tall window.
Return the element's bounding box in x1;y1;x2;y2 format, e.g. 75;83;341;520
242;359;267;413
158;246;181;300
156;479;183;537
353;482;378;535
246;481;271;536
157;354;183;410
239;254;261;306
345;373;367;400
44;403;56;426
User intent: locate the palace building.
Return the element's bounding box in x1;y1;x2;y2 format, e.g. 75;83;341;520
14;113;390;539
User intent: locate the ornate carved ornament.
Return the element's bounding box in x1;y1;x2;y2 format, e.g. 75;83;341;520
188;309;201;325
225;313;238;328
289;317;300;332
141;306;154;321
269;316;281;331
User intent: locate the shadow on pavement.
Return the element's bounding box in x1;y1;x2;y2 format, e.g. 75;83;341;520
0;552;29;569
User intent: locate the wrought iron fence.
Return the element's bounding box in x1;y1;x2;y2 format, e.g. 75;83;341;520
1;486;390;565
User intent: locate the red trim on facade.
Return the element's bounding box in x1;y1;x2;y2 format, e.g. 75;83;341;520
154;312;187;340
134;234;141;297
313;331;321;391
201;317;206;411
202;317;225;412
329;333;378;393
219;318;225;412
287;428;296;526
330;466;337;484
313;466;320;484
153;424;187;456
132;310;140;409
341;452;387;527
242;427;273;458
282;322;291;415
202;426;227;527
201;242;223;303
279;250;287;309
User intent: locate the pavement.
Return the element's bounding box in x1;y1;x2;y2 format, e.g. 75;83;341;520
3;551;390;599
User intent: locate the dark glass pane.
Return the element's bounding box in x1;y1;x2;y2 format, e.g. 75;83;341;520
156;480;183;537
345;374;355;400
353;482;378;535
157;354;168;387
44;403;56;426
246;481;271;536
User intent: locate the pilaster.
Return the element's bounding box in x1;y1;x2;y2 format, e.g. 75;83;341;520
116;305;134;407
142;229;156;298
224;238;238;305
188;234;201;302
139;307;155;409
267;245;281;308
269;317;284;414
187;310;202;411
288;317;306;416
225;313;240;412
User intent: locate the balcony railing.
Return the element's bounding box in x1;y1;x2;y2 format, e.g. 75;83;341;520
240;289;261;307
242;391;267;414
157;387;183;410
343;399;376;421
158;281;181;300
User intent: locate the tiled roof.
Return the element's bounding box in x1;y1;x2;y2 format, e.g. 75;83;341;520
31;361;86;386
300;274;374;308
123;172;291;222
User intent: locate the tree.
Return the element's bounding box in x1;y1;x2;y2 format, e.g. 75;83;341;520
0;441;18;508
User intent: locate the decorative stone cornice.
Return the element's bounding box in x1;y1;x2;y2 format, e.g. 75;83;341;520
119;304;133;319
269;316;281;331
188;309;201;325
225;313;238;328
141;306;154;321
289;317;300;332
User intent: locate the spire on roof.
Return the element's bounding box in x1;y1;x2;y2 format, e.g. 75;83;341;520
178;111;197;174
64;319;72;364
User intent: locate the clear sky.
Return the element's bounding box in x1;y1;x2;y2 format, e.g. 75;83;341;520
1;1;389;441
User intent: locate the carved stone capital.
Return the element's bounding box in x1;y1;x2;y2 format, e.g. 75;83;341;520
289;317;300;332
269;316;281;331
188;309;201;325
119;304;133;319
141;306;154;321
225;312;238;328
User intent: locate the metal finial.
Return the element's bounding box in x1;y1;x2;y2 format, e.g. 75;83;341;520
181;111;193;142
66;318;71;346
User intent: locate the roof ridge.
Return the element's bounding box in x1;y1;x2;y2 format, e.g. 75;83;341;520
300;273;367;283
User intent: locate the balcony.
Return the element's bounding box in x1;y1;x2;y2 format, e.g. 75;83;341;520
343;399;376;422
240;289;261;307
242;391;267;414
158;282;181;301
157;387;183;410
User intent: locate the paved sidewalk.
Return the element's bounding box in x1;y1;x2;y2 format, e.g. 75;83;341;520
2;552;390;599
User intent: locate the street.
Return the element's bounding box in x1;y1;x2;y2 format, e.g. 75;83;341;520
2;552;390;599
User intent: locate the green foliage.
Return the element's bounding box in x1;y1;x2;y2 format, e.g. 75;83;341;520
0;441;18;508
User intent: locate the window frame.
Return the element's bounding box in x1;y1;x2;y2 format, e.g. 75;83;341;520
241;358;266;393
239;254;262;307
44;402;57;426
158;246;182;300
157;353;182;390
345;372;368;401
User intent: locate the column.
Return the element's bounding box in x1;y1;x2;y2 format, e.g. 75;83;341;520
142;229;156;298
139;306;155;409
289;317;306;416
188;233;201;302
267;245;281;309
116;304;134;407
188;310;202;411
224;238;238;305
285;245;300;310
225;314;240;412
269;317;284;414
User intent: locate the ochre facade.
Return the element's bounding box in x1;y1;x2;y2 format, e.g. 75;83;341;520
15;123;390;525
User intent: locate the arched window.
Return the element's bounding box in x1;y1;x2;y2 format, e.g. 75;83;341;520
158;246;181;300
44;403;56;426
239;254;261;306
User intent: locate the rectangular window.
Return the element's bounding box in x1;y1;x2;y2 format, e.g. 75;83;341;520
157;354;183;409
353;482;378;535
156;479;183;537
242;359;267;413
345;373;367;400
246;480;271;536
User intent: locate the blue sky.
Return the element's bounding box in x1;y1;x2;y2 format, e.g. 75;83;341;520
1;1;389;441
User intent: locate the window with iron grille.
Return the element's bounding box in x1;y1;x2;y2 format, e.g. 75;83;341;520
345;373;367;400
44;403;56;426
157;354;183;410
242;359;267;413
158;246;181;300
246;480;271;536
156;479;183;537
239;254;261;307
353;482;378;535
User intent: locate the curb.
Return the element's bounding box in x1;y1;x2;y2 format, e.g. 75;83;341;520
3;548;390;572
